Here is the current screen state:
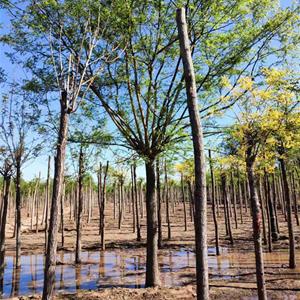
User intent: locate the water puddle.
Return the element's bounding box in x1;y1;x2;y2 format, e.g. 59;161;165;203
1;247;299;298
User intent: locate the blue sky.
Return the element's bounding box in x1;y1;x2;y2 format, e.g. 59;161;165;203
0;0;295;181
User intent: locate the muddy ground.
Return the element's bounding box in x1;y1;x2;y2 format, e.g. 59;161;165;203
4;199;300;299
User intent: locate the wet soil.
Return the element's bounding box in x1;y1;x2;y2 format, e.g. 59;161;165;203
3;200;300;299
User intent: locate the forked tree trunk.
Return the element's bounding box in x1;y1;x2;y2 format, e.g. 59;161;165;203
43;92;69;300
279;158;296;268
176;8;209;299
75;146;84;264
145;160;160;287
246;156;267;300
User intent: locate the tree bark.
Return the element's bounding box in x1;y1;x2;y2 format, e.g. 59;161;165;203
100;162;109;250
75;145;84;264
209;150;219;256
246;157;267;300
60;181;65;248
237;170;244;224
43;91;69;300
231;172;238;229
291;172;299;226
44;156;51;254
134;164;141;242
15;159;22;269
279;158;296;268
156;159;162;248
164;160;171;240
221;173;234;245
176;8;209;300
131;166;136;233
181;173;188;232
0;175;11;294
145;160;160;287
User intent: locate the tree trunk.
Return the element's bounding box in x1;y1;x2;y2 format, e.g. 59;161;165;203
75;145;84;264
113;182;116;220
134;164;141;242
209;150;219;256
118;180;123;229
257;177;267;246
42;91;69;300
271;174;280;234
221;173;234;245
181;173;188;232
237;170;244;224
265;172;278;241
87;178;92;223
98;163;102;235
156;159;162;248
0;175;11;294
188;180;194;222
231;172;238;229
291;172;299;226
35;173;41;234
263;174;272;252
279;158;296;268
164;161;171;240
246;157;267;300
100;162;109;250
15;160;22;269
176;8;209;300
145;160;160;287
60;182;65;248
131;166;136;233
44;156;51;254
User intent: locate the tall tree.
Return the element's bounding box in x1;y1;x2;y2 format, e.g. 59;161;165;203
176;7;208;300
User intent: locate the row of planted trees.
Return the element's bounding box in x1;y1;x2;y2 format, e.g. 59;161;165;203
0;140;298;298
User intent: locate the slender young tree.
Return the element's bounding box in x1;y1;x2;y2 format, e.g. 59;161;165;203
100;161;109;250
0;160;13;295
176;7;208;300
0;89;42;269
208;149;220;256
75;145;84;264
